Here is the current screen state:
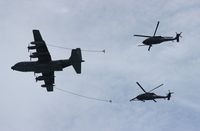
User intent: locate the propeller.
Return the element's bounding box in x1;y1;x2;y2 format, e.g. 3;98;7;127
176;32;182;38
148;84;164;92
167;90;174;100
29;52;33;61
28;42;33;52
175;32;182;42
168;90;174;94
138;44;149;46
136;82;146;93
30;53;32;61
28;43;30;52
153;21;160;36
134;34;152;38
148;45;152;51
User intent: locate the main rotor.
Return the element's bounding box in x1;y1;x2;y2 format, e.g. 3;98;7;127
134;21;160;38
136;82;164;93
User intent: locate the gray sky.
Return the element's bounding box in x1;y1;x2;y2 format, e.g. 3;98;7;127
1;0;200;130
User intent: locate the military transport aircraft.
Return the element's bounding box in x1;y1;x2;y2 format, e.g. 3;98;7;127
11;30;84;92
130;82;173;102
134;21;182;51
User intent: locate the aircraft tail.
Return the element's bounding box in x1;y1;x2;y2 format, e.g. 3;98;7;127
69;48;84;74
167;90;174;100
175;32;182;42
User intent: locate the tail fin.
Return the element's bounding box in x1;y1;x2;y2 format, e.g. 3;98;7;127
175;32;182;42
167;90;174;100
69;48;84;74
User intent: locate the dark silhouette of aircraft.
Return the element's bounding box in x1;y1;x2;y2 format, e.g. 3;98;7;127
134;21;182;51
11;30;84;92
130;82;173;102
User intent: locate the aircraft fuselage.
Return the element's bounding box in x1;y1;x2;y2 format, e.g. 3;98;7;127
11;59;72;73
143;36;175;45
136;93;167;101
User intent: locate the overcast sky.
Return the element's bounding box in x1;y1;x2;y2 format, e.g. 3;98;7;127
1;0;200;131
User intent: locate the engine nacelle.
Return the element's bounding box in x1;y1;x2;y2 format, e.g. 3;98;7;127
41;84;47;87
36;76;46;82
28;44;43;52
36;75;55;82
30;52;49;58
28;46;37;51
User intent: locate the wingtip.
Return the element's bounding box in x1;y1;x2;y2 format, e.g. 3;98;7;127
32;29;40;32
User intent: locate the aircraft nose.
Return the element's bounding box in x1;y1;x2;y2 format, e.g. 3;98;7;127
142;40;147;44
11;65;15;70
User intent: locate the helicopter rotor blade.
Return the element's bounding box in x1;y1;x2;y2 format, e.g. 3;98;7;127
148;45;152;51
136;82;147;93
134;35;152;37
138;44;149;46
168;90;174;94
153;21;160;36
152;99;157;102
149;84;164;92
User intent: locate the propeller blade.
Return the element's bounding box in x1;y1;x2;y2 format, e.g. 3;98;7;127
136;82;146;93
138;44;149;46
153;99;157;102
149;84;164;92
28;43;30;52
176;32;183;38
168;90;174;94
179;32;182;38
148;45;152;51
134;35;152;37
167;90;174;100
153;21;160;36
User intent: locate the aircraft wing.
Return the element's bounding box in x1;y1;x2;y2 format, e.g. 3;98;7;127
32;30;52;63
42;72;55;92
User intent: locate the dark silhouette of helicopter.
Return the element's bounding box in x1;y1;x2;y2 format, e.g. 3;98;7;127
130;82;174;102
134;21;182;51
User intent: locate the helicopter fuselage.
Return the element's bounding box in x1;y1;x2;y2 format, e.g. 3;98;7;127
136;92;167;101
143;36;175;45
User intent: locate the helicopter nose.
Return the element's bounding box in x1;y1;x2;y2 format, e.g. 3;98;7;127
11;65;16;70
142;40;147;44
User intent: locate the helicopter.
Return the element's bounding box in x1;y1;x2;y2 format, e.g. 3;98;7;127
130;82;174;102
134;21;182;51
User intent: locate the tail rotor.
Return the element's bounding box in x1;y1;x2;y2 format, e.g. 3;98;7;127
175;32;182;42
167;90;174;100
